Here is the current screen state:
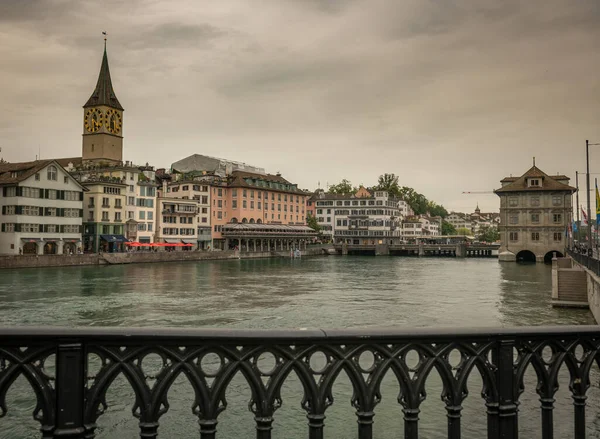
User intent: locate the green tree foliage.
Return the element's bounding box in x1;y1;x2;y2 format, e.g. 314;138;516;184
442;221;457;235
374;173;401;197
456;227;473;236
306;213;321;233
477;226;500;243
327;179;355;195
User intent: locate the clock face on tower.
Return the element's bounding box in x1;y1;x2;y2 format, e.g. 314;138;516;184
84;109;103;133
105;109;122;134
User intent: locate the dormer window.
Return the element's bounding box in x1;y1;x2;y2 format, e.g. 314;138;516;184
528;178;541;187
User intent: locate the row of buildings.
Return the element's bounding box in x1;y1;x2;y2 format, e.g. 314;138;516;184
0;43;576;263
0;45;314;255
307;188;442;244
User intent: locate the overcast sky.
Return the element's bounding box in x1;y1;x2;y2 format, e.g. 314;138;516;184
1;0;599;212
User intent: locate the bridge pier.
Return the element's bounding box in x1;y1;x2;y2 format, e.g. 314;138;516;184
342;243;348;255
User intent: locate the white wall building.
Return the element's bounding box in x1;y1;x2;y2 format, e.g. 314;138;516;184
0;160;84;255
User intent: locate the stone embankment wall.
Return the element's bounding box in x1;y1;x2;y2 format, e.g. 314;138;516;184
586;269;600;324
0;247;326;269
0;254;100;269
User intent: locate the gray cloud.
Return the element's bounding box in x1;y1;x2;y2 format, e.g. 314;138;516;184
1;0;599;213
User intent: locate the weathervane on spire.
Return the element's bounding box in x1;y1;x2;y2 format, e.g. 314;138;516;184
102;31;107;49
533;156;536;167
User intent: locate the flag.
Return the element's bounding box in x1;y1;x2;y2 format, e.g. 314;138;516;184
596;182;600;225
573;221;578;233
582;207;588;225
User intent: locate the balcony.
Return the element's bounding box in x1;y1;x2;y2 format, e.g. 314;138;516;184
0;325;597;439
101;204;110;208
114;205;123;209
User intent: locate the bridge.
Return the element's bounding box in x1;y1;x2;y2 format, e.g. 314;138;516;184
0;325;596;439
332;243;500;257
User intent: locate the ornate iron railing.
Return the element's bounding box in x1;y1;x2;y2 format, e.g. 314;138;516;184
567;248;600;277
1;326;600;438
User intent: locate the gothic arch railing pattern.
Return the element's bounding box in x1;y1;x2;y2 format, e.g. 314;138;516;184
0;326;599;438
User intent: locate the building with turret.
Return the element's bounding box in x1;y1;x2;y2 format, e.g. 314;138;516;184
495;163;575;263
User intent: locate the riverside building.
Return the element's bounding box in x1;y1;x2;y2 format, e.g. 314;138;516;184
0;160;84;255
495;163;575;263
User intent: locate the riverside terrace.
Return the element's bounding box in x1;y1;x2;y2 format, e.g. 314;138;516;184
0;325;599;438
220;223;316;251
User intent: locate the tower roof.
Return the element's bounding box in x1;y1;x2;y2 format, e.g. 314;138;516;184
84;45;123;110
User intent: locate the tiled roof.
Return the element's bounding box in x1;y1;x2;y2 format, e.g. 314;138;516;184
54;157;83;168
495;166;575;193
227;170;306;194
0;159;84;190
84;47;123;110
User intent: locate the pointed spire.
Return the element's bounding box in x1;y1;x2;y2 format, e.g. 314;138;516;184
84;42;123;110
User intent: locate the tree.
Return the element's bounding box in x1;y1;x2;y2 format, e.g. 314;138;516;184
477;226;500;243
374;173;400;197
456;227;472;236
442;221;457;235
306;213;321;233
327;179;355;195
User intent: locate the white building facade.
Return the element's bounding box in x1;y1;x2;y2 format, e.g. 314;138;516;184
0;160;84;255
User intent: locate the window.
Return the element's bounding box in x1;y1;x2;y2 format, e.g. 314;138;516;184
35;173;40;181
258;192;261;199
243;200;247;208
102;212;109;221
232;200;238;208
128;211;134;219
139;211;146;220
47;165;57;181
251;191;254;199
278;194;281;201
218;200;223;208
531;232;540;241
552;196;562;206
63;225;80;233
509;215;519;224
115;199;122;208
102;197;110;207
217;188;222;197
202;207;207;214
201;196;208;204
64;191;79;201
509;197;518;207
232;189;238;197
129;185;135;192
115;212;121;221
182;185;189;191
530;196;540;207
64;208;80;218
103;187;121;195
48;190;57;200
243;190;247;198
554;232;562;241
251;201;254;209
148;223;153;232
202;186;208;192
217;211;222;219
529;179;540;187
148;211;153;220
553;214;562;223
128;196;135;205
258;202;261;209
531;213;540;223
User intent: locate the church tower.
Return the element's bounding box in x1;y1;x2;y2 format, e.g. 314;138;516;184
82;42;124;164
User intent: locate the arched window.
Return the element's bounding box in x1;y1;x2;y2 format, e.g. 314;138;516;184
231;218;238;224
242;218;248;223
47;165;57;181
257;219;263;224
249;218;255;224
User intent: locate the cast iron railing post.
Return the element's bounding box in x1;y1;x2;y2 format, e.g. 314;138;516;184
307;414;325;439
446;403;462;439
356;410;374;439
539;396;554;439
495;339;518;439
54;342;85;439
403;407;419;439
198;419;218;439
255;415;273;439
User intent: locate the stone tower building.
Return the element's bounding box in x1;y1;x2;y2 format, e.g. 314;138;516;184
495;163;575;263
82;44;124;164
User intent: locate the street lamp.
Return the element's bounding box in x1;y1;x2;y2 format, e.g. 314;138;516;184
586;140;600;251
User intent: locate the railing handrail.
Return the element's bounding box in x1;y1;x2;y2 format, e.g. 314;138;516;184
0;324;599;341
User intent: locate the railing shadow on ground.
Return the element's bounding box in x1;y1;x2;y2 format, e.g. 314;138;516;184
1;326;600;438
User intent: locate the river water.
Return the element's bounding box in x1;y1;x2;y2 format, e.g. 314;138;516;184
0;256;598;438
